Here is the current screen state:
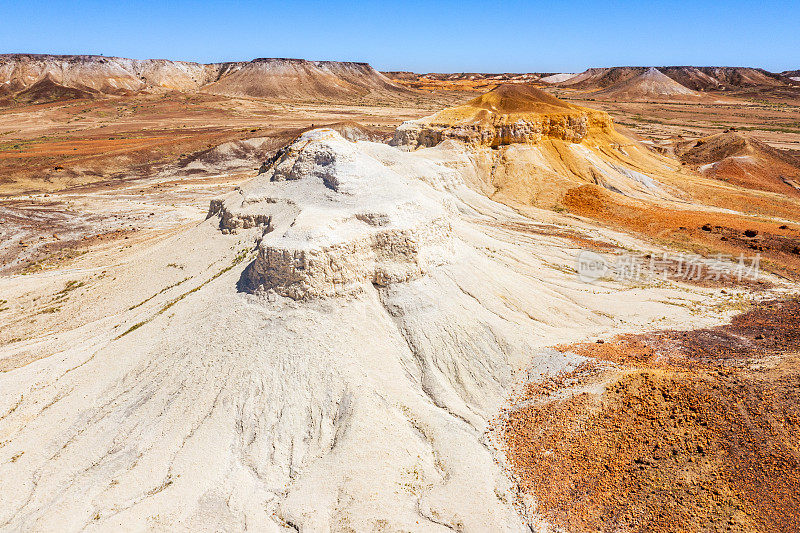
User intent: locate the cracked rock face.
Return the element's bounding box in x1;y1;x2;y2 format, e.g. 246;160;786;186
212;129;456;298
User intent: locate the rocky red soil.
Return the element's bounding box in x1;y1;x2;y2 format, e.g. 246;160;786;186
498;298;800;532
563;184;800;279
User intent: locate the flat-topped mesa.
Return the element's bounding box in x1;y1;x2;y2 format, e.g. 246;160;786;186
392;84;614;149
0;54;409;100
209;129;456;299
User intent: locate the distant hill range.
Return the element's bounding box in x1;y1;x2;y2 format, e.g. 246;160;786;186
0;54;410;103
543;66;792;91
2;55;796;105
384;66;800;96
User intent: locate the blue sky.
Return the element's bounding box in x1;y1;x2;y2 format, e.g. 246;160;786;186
0;0;797;73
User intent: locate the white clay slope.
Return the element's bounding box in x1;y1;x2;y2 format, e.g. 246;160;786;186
0;129;736;531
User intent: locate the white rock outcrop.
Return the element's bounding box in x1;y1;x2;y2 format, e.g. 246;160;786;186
211;129;455;298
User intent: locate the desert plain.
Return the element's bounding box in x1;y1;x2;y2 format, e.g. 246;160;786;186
0;55;800;531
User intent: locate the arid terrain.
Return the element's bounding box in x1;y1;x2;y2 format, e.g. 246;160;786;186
2;55;800;531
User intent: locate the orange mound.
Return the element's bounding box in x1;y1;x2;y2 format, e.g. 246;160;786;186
424;83;599;127
464;83;579;114
677;131;800;196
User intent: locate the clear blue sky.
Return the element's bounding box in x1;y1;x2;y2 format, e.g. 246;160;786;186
0;0;797;73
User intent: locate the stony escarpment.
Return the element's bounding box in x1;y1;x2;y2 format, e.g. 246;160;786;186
392;84;613;149
240;220;452;299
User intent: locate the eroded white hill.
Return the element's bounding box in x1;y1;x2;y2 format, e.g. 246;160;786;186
0;129;739;531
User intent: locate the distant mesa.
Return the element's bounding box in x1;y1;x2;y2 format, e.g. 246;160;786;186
401;72;539;82
552;66;647;90
201;58;409;101
0;54;218;95
660;66;789;91
0;54;410;102
380;70;422;81
2;55;794;104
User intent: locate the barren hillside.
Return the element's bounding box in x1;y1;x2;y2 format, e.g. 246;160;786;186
676;130;800;196
593;67;701;100
203;58;410;101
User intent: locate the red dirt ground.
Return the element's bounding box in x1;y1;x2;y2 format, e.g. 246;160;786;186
498;298;800;532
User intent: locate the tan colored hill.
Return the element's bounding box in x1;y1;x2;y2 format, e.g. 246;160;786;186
0;54;410;102
0;54;219;94
593;68;700;100
555;67;647;89
392;84;687;209
392;83;614;147
201;58;411;101
133;58;221;91
676;130;800;196
381;70;423;81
